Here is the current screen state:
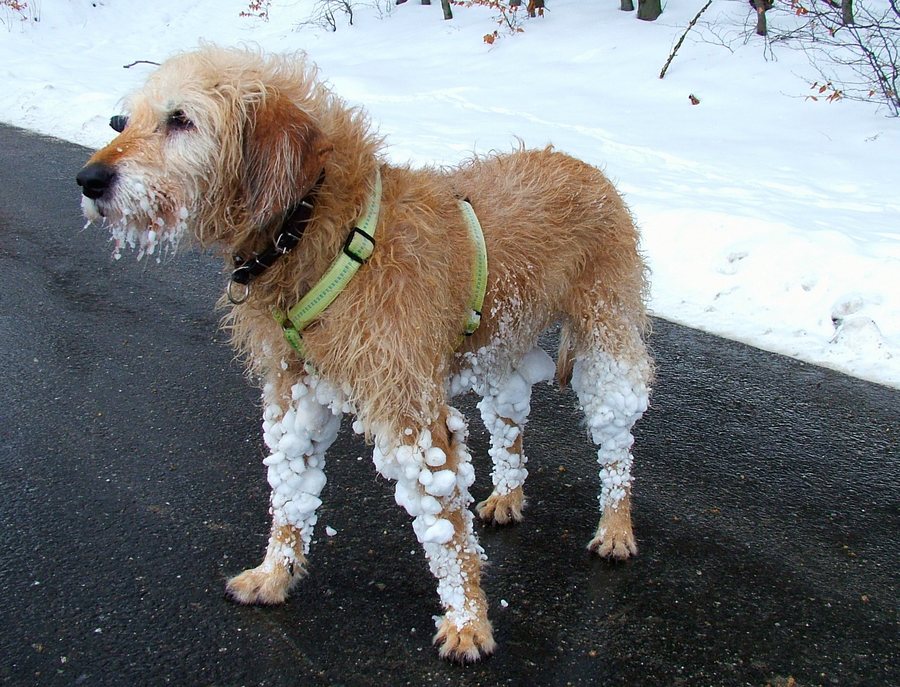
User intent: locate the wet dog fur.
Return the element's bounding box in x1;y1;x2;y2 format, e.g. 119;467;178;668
77;45;653;663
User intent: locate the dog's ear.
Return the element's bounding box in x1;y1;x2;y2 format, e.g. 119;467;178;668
243;96;333;226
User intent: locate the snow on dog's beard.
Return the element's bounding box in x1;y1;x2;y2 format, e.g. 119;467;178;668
82;167;192;262
80;98;217;262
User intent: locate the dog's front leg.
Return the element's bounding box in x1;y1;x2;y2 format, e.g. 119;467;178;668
227;372;342;604
373;407;495;663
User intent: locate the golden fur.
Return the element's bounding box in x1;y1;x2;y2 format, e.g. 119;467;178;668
78;45;653;663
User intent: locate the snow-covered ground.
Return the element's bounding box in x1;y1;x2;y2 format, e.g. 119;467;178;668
2;0;898;387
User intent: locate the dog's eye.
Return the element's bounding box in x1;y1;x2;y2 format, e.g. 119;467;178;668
166;110;194;131
109;115;129;133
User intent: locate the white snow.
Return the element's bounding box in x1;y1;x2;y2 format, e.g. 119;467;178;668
422;469;457;497
3;0;898;388
518;347;558;386
424;446;447;467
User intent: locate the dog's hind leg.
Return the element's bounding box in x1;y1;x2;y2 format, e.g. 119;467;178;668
569;323;651;559
475;347;555;525
226;372;343;605
374;406;495;663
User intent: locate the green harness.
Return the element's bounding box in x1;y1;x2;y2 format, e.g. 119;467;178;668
275;169;488;358
458;197;488;339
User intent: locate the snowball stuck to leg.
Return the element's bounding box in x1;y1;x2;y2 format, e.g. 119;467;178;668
227;374;342;604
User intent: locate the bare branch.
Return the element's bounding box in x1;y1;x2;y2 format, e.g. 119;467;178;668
123;60;161;69
660;1;714;79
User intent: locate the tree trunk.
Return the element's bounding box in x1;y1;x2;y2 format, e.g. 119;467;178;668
441;0;452;19
754;0;767;36
841;0;854;25
621;0;635;10
636;0;662;21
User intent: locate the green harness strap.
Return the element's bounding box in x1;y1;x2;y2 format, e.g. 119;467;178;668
275;168;382;358
458;199;488;340
275;169;488;358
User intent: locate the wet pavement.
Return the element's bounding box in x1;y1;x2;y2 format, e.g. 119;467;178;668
0;124;897;686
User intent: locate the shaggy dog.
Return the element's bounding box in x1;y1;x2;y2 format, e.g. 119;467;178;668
76;46;653;663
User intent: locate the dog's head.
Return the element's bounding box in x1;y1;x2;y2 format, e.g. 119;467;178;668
76;46;333;259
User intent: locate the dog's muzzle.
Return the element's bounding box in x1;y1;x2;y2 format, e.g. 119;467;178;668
76;162;117;200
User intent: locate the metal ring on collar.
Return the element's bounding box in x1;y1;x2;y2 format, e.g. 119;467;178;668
227;280;251;305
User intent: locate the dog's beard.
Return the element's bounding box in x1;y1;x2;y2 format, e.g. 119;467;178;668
82;173;191;262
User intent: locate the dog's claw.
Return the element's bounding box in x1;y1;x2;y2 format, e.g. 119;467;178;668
587;527;638;559
588;501;638;559
476;486;525;525
433;616;496;663
225;563;302;605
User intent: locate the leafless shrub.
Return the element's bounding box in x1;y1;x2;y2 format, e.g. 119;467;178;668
300;0;396;31
770;0;900;114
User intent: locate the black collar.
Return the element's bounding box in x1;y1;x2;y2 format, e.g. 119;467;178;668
230;173;325;289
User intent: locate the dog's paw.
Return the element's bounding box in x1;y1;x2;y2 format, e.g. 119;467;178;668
476;486;525;525
433;615;496;663
587;526;638;559
225;564;301;605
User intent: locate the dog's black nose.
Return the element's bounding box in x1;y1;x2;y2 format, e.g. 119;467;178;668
76;162;116;200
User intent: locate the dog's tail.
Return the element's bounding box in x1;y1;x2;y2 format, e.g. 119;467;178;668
556;324;575;390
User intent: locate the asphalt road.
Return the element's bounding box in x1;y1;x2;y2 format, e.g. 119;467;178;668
0;124;897;687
